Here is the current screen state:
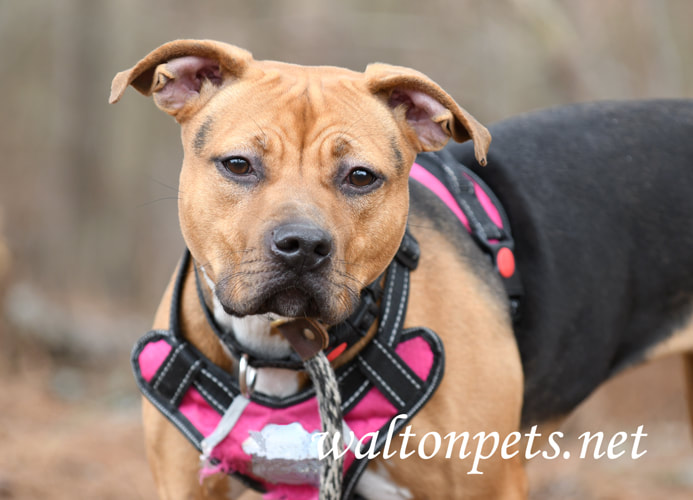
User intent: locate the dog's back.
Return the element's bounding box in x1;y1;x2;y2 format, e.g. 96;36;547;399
439;100;693;424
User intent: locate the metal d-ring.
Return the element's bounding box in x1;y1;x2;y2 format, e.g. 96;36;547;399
238;353;257;398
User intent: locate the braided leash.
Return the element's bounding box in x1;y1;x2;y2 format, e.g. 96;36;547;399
305;351;344;500
274;318;344;499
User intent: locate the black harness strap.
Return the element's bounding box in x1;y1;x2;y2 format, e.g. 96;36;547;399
150;343;203;408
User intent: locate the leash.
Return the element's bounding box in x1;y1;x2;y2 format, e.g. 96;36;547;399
272;318;345;499
306;352;344;499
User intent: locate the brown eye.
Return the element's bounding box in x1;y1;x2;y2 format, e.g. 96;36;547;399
347;168;376;187
221;156;252;175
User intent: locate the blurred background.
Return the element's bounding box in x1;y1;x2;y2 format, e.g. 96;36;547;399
1;0;692;498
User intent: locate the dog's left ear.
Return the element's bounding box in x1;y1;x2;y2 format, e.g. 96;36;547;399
365;63;491;165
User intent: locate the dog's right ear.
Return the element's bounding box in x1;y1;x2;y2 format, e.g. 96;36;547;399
109;40;252;122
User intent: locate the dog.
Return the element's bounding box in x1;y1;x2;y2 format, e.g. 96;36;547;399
110;39;693;499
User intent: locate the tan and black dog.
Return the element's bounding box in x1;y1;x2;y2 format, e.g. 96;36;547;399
111;39;693;499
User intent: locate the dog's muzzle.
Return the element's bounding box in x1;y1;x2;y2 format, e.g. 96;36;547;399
216;219;348;323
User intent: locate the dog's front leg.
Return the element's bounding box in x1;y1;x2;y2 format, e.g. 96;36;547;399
142;399;237;499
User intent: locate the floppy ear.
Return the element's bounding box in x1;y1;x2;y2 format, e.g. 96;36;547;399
109;39;253;122
365;63;491;165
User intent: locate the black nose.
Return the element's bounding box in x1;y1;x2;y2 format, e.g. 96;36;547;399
270;222;333;271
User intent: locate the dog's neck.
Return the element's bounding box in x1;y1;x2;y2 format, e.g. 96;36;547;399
200;266;302;398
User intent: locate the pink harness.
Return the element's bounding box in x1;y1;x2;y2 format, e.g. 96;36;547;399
131;153;518;499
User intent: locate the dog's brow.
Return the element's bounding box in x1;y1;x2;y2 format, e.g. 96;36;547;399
333;137;351;158
193;117;214;156
390;137;404;171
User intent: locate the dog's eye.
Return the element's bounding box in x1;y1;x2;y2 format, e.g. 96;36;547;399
221;157;252;175
347;168;377;187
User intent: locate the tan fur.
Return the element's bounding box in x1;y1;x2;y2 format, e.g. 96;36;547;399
113;40;524;499
645;314;693;361
644;314;693;436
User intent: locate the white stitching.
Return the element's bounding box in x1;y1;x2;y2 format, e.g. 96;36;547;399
373;339;421;390
201;368;234;399
388;271;409;345
358;357;405;408
153;344;185;390
170;360;201;405
342;380;369;410
337;363;358;383
193;381;225;413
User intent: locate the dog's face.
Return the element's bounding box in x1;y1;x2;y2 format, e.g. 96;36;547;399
177;69;412;324
111;40;491;325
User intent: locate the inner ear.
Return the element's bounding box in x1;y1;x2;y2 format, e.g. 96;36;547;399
151;56;223;114
388;89;451;150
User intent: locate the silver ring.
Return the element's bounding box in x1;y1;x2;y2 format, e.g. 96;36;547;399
238;353;257;398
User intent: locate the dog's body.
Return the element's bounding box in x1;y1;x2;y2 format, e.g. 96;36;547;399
448;100;693;426
112;40;693;499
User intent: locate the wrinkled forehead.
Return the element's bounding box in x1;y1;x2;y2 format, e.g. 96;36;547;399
186;62;401;160
216;60;384;118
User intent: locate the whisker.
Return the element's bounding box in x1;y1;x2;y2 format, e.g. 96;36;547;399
146;174;183;194
137;196;181;208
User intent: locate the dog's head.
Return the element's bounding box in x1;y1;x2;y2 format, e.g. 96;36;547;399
111;40;490;325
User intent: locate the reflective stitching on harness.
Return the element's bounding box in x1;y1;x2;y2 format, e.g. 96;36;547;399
372;339;421;390
153;343;185;390
171;359;202;405
342;380;369;410
358;357;405;408
201;368;235;400
338;363;358;383
194;381;225;413
387;271;409;346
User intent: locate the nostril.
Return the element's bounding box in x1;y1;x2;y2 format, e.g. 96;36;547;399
275;235;301;253
314;241;331;257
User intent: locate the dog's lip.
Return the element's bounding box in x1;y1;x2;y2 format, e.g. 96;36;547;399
219;283;315;314
218;283;350;326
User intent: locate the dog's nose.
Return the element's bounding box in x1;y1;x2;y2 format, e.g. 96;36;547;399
270;222;333;271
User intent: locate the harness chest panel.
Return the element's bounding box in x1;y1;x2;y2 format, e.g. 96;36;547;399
133;325;443;498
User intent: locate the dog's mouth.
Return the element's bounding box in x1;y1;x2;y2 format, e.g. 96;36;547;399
216;272;358;326
222;286;321;319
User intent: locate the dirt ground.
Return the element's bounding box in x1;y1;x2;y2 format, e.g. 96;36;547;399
1;349;692;500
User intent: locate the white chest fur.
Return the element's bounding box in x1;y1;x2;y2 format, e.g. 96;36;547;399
202;268;301;398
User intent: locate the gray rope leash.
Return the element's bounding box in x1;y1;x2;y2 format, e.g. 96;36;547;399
274;318;344;499
305;351;344;500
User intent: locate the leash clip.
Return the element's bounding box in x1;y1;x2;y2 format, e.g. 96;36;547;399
238;353;257;397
